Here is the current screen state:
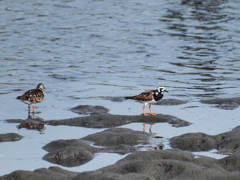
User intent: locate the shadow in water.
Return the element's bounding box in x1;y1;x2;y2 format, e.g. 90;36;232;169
17;112;45;133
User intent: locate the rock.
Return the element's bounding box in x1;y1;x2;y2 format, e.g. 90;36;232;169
170;132;216;151
46;113;190;128
42;140;97;167
42;128;150;167
219;152;240;172
2;149;240;180
82;128;150;154
0;166;77;180
200;97;240;110
71;105;109;115
0;133;22;143
6;105;190;129
74;171;153;180
155;99;187;106
78;149;240;180
215;126;240;154
170;126;240;154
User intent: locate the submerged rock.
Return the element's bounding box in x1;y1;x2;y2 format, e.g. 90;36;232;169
155;98;187;106
71;105;109;115
200;97;240;110
0;133;22;143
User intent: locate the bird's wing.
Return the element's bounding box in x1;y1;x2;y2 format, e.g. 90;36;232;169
133;90;154;101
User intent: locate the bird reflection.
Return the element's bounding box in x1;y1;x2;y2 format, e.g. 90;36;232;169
17;112;45;133
143;123;154;133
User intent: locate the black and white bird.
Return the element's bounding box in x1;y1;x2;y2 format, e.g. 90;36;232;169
125;86;167;116
17;83;45;112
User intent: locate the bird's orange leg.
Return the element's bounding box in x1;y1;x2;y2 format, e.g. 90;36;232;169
149;124;153;132
143;105;149;116
143;123;146;132
149;105;157;115
32;105;35;112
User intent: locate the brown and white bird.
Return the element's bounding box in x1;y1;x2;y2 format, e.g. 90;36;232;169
17;83;45;112
125;86;167;116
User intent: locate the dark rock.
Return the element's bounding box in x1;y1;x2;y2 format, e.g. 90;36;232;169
73;171;152;180
219;152;240;172
0;166;77;180
200;97;240;110
82;128;150;154
42;128;150;167
0;133;22;143
170;126;240;155
46;113;190;128
155;98;187;106
42;139;97;167
171;132;216;151
215;126;240;154
2;149;240;180
79;149;240;180
71;105;109;115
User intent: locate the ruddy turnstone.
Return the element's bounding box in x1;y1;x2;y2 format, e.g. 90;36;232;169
17;83;45;112
125;86;167;116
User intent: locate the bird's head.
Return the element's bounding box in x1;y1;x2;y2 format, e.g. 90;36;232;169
37;83;45;90
157;86;168;94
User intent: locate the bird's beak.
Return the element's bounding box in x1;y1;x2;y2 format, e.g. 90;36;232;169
164;90;168;92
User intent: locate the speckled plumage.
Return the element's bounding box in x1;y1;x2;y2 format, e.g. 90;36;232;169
17;83;45;112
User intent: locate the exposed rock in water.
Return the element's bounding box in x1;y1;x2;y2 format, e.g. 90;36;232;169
42;139;97;167
170;126;240;154
200;97;240;110
42;128;151;166
155;98;187;106
82;128;151;154
70;105;109;115
2;149;240;180
0;133;22;143
45;112;190;128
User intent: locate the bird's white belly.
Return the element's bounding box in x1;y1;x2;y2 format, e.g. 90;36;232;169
143;99;156;105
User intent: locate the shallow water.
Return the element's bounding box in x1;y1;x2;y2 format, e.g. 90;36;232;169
0;0;240;176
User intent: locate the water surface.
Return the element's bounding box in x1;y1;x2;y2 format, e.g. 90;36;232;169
0;0;240;176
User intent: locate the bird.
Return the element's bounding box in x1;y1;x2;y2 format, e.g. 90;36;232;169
125;86;167;116
17;83;45;113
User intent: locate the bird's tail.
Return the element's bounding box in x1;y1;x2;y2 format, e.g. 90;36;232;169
125;96;136;100
17;96;23;100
